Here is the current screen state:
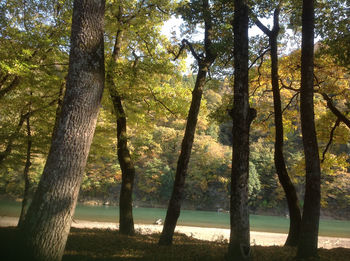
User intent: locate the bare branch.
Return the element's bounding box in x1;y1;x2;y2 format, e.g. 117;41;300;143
182;39;201;62
261;111;274;123
170;42;186;61
320;92;350;129
282;92;299;115
0;76;20;100
279;78;300;92
148;87;176;116
249;47;270;70
321;119;340;163
254;18;271;37
251;53;266;96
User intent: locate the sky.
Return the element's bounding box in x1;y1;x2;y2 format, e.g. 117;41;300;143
161;16;301;71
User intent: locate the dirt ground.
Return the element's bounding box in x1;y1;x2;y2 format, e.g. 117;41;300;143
1;216;349;249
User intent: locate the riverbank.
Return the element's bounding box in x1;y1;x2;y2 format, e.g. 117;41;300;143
1;216;349;249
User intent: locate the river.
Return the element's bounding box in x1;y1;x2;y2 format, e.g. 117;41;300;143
1;200;349;237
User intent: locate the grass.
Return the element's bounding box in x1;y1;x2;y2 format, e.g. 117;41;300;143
0;227;349;261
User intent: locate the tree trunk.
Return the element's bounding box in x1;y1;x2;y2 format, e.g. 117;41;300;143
254;7;302;247
19;1;105;260
112;92;135;235
158;62;210;245
228;0;254;259
158;0;216;245
106;27;136;235
297;0;321;258
51;82;66;141
17;116;32;228
268;10;302;247
271;33;302;246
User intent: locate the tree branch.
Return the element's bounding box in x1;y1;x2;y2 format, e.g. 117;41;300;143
279;78;300;92
148;87;176;116
249;47;270;70
282;92;299;115
254;18;271;37
182;39;201;62
0;76;20;100
321;118;340;163
320;92;350;129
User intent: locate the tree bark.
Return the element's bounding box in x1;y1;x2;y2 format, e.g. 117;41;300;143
110;90;136;235
320;92;350;128
297;0;321;258
19;1;105;261
227;0;254;259
159;61;210;245
51;82;66;141
0;76;20;100
106;26;136;235
159;0;216;245
17;115;32;228
255;8;302;246
271;32;302;246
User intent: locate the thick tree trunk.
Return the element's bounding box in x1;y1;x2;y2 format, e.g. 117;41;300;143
51;82;66;141
158;62;210;245
106;28;136;235
268;11;302;246
228;0;253;259
17;116;32;228
19;1;105;261
297;0;321;258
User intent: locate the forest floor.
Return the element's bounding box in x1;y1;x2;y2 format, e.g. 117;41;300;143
0;226;350;261
1;216;350;249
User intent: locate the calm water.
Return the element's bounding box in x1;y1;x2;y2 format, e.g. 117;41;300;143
1;200;349;237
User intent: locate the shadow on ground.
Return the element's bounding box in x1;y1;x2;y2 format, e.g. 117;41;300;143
0;227;349;260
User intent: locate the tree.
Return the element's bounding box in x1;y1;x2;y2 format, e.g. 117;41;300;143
19;1;105;260
106;2;136;236
297;0;322;258
159;0;217;245
105;0;176;235
316;0;350;69
17;110;32;228
227;0;255;259
0;0;70;191
253;6;302;246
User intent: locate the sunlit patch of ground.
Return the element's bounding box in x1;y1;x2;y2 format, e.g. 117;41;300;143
1;216;349;249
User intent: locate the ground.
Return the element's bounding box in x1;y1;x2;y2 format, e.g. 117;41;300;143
1;217;350;260
1;216;349;249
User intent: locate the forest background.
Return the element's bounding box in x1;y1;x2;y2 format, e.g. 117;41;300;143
0;0;349;220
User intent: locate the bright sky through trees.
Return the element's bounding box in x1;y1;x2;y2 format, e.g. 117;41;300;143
161;15;300;70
